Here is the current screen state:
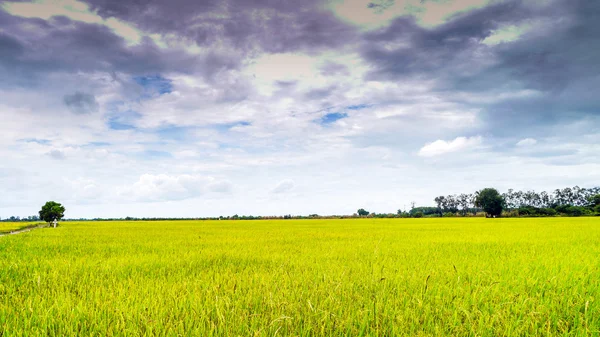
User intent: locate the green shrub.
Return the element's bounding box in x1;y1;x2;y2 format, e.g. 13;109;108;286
557;206;590;217
502;210;519;217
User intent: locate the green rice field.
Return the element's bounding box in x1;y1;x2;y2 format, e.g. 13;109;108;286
0;222;40;234
1;218;599;336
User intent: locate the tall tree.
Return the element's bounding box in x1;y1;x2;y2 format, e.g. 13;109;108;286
434;196;446;215
458;194;471;215
474;188;505;217
357;208;370;217
39;201;66;223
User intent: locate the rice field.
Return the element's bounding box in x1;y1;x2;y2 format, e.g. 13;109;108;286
1;218;599;336
0;222;40;234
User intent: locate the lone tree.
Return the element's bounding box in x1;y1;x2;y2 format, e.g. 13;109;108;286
474;188;504;217
39;201;65;223
357;208;370;217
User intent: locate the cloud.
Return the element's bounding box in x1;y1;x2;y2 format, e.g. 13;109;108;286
329;0;489;29
418;136;483;157
0;9;218;87
516;138;537;147
1;0;600;218
63;92;99;114
319;61;350;76
2;0;143;44
47;149;66;160
119;174;231;202
208;180;233;193
79;0;357;55
358;0;600;139
482;23;532;45
271;179;295;194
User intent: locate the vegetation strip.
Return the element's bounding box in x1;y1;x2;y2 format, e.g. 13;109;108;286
1;218;598;336
0;223;47;236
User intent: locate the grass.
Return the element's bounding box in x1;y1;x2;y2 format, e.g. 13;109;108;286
0;222;41;234
0;218;599;336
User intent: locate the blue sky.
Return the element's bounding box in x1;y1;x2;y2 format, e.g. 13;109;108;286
0;0;599;218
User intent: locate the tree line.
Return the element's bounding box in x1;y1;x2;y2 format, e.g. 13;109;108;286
0;215;40;222
5;186;600;223
428;186;600;218
354;186;599;219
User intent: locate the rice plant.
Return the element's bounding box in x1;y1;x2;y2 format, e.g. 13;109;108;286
0;218;599;336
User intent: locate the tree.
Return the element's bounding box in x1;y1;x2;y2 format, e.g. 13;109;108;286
357;208;370;216
474;188;504;217
445;195;459;213
539;191;550;208
434;196;446;215
588;194;600;207
503;189;517;209
39;201;66;223
458;193;471;216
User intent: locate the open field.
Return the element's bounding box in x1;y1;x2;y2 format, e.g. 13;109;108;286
1;218;599;336
0;222;40;234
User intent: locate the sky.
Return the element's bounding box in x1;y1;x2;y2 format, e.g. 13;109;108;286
1;0;599;218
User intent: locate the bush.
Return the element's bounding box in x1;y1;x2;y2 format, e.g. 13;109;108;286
539;208;558;216
502;209;519;217
409;207;439;217
556;206;590;217
413;212;424;218
517;206;537;216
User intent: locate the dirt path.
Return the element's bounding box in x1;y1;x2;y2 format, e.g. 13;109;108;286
0;224;48;237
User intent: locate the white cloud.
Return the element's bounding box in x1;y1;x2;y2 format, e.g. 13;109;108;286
118;174;231;202
516;138;538;147
271;180;295;194
418;136;483;157
482;24;532;45
47;149;66;160
207;180;234;193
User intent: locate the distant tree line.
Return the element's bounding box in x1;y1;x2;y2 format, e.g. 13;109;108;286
0;215;40;222
428;186;600;218
5;186;599;222
355;185;600;219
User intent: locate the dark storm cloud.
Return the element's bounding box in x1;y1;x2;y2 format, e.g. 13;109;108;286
474;0;600;137
361;0;530;82
360;0;600;136
1;0;598;140
485;1;600;93
362;0;600;93
80;0;357;54
64;92;99;114
0;10;232;87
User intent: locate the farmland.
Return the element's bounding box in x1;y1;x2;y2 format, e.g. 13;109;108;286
0;222;40;234
1;218;599;336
